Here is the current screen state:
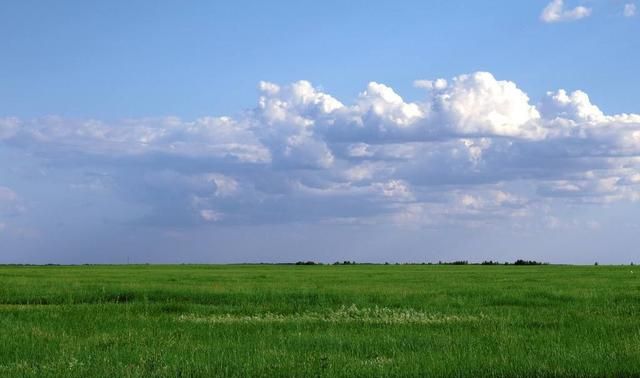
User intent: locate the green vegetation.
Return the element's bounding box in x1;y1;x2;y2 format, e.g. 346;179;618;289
0;264;639;377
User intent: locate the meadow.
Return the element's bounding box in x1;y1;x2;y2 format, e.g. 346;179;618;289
0;264;639;377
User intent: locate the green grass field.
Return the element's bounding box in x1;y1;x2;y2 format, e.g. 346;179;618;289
1;264;639;377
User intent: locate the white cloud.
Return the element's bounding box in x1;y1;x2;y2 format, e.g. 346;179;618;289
200;209;223;222
541;0;592;23
414;78;447;90
207;174;239;197
624;3;637;17
427;72;543;138
254;80;338;169
2;72;640;229
5;115;270;163
539;89;604;123
325;72;544;142
357;82;424;127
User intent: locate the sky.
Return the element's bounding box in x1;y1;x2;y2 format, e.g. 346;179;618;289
1;0;639;264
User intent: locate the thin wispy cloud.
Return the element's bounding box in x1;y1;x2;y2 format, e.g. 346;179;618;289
0;186;23;221
624;3;637;17
541;0;592;23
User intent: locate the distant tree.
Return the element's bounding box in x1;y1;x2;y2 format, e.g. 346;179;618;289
295;261;319;265
333;261;357;265
435;260;470;265
513;259;546;266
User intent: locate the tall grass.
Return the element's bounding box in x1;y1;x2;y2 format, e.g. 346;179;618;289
0;264;639;376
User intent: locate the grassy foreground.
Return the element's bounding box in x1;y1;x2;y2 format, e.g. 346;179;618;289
0;264;639;377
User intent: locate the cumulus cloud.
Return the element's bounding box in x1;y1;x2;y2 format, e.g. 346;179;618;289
427;72;543;138
541;0;592;23
539;89;604;122
624;3;637;17
1;72;640;229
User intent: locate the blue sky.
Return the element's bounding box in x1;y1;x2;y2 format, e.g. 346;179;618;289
2;1;638;117
1;1;639;263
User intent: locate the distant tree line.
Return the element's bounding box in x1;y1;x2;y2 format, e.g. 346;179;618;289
291;259;549;266
468;260;548;265
293;261;360;265
440;260;469;265
0;260;594;267
480;260;547;265
295;261;323;265
404;260;550;265
512;259;547;266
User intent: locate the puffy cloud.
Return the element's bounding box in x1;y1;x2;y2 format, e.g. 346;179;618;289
356;82;424;127
2;72;640;229
539;89;605;123
624;3;637;17
326;72;543;142
254;81;338;169
541;0;592;23
427;72;543;138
